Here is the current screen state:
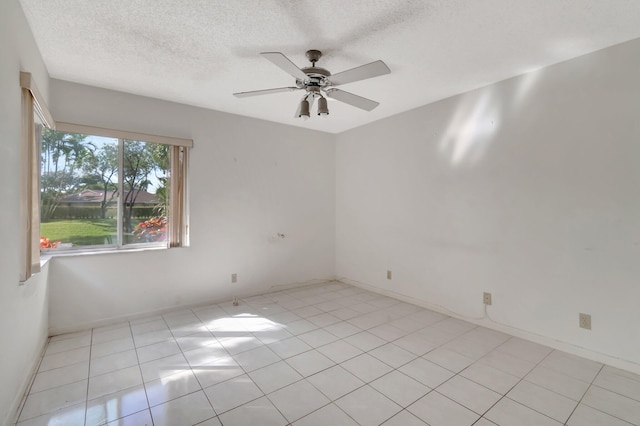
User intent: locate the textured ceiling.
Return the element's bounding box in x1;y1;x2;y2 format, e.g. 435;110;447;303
18;0;640;134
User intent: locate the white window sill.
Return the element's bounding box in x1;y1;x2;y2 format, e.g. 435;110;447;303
40;245;168;264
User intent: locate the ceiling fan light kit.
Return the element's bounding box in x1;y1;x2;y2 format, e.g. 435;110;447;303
234;50;390;119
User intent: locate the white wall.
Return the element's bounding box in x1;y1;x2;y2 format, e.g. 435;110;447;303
0;1;51;424
48;80;336;333
336;38;640;371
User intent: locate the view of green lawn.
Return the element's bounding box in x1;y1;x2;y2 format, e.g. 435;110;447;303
41;219;117;246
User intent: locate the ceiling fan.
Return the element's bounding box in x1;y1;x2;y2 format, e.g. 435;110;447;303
233;50;391;119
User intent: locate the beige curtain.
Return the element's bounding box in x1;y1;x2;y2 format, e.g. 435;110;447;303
19;87;42;282
169;145;189;247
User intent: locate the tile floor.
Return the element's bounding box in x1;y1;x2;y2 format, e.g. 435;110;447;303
13;282;640;425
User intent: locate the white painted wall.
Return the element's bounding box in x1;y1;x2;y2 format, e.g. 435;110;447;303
48;80;336;333
336;38;640;371
0;1;51;424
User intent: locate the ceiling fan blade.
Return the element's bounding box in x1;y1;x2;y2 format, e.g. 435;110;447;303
233;87;299;98
328;60;390;86
325;89;380;111
261;52;308;81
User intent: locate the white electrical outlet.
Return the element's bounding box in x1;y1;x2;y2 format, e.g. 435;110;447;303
231;273;237;283
483;292;492;305
386;270;392;280
579;313;591;330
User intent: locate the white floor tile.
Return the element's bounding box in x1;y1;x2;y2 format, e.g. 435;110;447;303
435;375;501;415
107;409;153;426
317;339;363;363
203;374;263;414
297;329;339;348
268;380;330;422
408;391;479;426
341;353;393;383
367;324;406;341
484;397;561;426
144;370;202;407
248;361;303;394
268;336;313;359
398;357;453;389
191;356;244;388
293;403;358;426
323;321;362;339
307;312;341;328
381;409;428;425
284;319;319;335
16;402;85;426
581;385;640;424
91;325;132;345
133;329;174;348
594;367;640;401
30;361;89;393
442;337;493;360
335;385;401;426
136;340;181;364
218;396;287;426
306;365;364;401
44;334;91;356
507;380;578;423
19;380;88;421
494;337;552;364
86;384;148;426
286;350;335;377
370;370;431;407
150;390;215;426
393;333;437;356
131;319;168;335
567;403;633;426
524;365;590;400
182;343;229;367
217;333;263;355
88;365;143;400
91;337;135;359
369;343;417;368
38;347;90;372
90;349;139;377
478;349;536;378
232;345;280;372
49;330;91;343
139;353;190;383
423;347;474;373
459;362;520;394
343;331;386;352
540;350;603;383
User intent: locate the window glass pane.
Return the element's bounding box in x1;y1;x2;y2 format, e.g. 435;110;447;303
122;140;169;245
40;131;118;250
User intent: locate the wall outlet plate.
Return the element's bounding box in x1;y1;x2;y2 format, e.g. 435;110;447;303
231;273;237;283
579;313;591;330
386;270;392;280
483;292;492;305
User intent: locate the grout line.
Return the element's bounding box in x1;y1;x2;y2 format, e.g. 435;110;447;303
83;328;93;426
128;319;154;425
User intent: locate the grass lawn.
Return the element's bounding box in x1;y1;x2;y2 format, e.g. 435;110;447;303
41;219;117;246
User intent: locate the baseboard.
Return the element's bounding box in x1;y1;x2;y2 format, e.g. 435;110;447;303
49;277;335;336
4;337;48;426
338;277;640;376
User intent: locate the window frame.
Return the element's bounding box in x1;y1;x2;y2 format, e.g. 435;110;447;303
40;122;192;255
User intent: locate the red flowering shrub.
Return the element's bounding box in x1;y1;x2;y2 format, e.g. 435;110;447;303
133;216;167;242
40;236;60;249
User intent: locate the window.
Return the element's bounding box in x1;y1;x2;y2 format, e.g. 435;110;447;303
39;123;190;253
